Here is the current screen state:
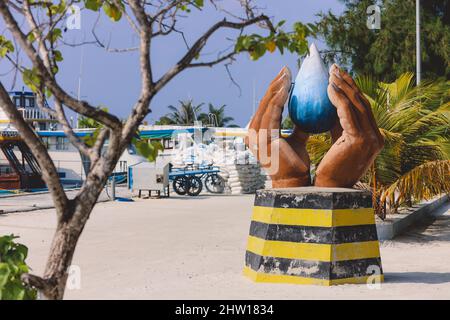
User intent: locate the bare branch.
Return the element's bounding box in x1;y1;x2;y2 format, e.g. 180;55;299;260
53;100;91;157
0;1;122;130
187;51;235;68
153;14;272;93
120;0;154;144
91;128;109;162
21;273;54;294
91;13;139;53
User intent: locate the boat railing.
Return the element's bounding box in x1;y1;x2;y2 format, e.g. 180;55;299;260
18;107;56;121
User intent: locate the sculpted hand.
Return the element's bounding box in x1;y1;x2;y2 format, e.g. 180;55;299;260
246;66;311;188
314;64;384;187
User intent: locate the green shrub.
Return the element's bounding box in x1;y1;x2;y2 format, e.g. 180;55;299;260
0;235;37;300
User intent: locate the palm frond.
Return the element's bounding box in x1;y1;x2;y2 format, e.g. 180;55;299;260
307;134;332;167
357;73;450;214
382;160;450;206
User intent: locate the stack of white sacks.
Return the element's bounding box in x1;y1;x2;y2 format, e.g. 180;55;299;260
170;135;267;194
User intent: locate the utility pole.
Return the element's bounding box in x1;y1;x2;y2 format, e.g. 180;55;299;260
76;47;84;128
416;0;421;85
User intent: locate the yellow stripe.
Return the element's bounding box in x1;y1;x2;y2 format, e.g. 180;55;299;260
247;236;331;261
243;266;331;285
246;236;380;262
251;206;375;227
243;266;384;286
0;137;20;141
333;241;381;261
330;274;384;285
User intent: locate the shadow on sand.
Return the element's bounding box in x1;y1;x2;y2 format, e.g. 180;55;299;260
394;203;450;243
385;272;450;284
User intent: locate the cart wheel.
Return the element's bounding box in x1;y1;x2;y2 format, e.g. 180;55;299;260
173;176;188;195
205;174;225;194
187;176;203;196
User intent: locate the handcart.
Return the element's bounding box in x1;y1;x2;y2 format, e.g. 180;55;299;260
169;164;225;196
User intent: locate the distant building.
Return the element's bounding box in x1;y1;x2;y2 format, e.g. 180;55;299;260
0;90;59;131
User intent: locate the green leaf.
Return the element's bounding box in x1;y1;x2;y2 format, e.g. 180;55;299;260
54;50;64;62
0;263;11;289
0;35;14;58
234;21;313;61
276;20;286;28
27;32;36;43
133;139;164;163
47;1;64;16
103;1;123;21
84;0;103;11
194;0;204;7
14;244;28;261
2;280;26;300
0;235;36;300
48;28;62;43
23;68;41;92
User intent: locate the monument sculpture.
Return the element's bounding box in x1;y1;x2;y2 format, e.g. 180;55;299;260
243;44;385;285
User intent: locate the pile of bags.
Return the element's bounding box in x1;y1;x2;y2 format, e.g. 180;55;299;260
169;134;268;194
219;163;266;194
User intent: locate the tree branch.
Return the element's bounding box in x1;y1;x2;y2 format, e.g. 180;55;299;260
0;82;69;216
53;100;91;157
153;14;271;93
0;1;122;131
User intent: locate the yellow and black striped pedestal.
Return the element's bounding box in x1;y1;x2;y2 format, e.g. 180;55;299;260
243;187;383;286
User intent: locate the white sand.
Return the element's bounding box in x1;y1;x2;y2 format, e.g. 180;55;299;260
0;194;449;299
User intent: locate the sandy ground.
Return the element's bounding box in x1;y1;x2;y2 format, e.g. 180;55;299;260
0;194;449;300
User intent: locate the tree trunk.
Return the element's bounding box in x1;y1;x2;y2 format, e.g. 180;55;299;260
35;191;102;300
40;221;82;299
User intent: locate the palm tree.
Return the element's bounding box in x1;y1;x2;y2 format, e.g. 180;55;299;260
199;103;238;127
157;100;204;125
307;73;450;218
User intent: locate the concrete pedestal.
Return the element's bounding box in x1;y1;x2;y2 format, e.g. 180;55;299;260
243;187;383;285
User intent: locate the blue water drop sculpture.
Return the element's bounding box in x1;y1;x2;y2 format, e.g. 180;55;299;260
288;43;337;134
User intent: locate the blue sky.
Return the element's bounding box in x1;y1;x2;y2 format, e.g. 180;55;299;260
1;1;345;127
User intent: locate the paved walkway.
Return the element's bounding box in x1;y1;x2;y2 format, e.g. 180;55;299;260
0;195;449;299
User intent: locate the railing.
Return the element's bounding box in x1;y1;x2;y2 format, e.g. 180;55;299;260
17;108;56;121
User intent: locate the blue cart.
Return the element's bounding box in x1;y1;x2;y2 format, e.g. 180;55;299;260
169;164;225;196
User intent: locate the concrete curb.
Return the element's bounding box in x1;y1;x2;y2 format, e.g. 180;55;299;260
0;188;81;199
376;194;449;240
0;198;111;215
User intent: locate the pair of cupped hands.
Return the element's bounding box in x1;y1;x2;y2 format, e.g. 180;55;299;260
246;64;384;188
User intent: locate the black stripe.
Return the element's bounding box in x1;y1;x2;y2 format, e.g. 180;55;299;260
245;251;383;280
245;251;331;280
249;221;379;244
254;188;372;210
333;224;379;243
331;257;383;280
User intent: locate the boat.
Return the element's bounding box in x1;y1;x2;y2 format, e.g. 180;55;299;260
0;129;45;190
